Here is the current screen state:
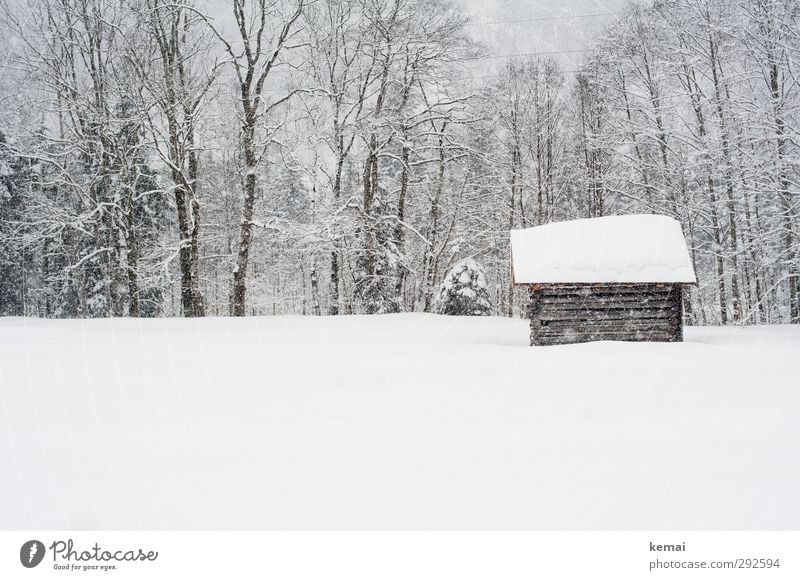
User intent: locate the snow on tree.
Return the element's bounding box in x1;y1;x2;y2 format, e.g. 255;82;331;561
434;258;492;316
0;130;25;316
1;0;799;324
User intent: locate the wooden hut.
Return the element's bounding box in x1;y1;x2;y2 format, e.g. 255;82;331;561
510;215;696;346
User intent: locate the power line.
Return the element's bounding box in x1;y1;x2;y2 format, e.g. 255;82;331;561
243;48;592;76
452;68;583;82
453;49;591;62
463;12;620;27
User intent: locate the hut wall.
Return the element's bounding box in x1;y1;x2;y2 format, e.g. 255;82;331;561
528;283;684;346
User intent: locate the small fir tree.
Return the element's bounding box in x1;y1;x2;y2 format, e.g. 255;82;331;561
435;258;492;316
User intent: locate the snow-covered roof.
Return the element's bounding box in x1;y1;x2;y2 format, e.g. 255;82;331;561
510;214;696;284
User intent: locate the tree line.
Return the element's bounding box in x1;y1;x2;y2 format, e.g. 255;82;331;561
0;0;798;324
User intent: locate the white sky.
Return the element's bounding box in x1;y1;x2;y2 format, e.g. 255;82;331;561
458;0;628;71
198;0;630;74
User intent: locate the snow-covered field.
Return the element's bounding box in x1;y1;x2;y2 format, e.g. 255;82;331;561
1;314;798;530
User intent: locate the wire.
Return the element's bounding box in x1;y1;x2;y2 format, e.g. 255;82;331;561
454;70;583;81
463;12;620;27
455;49;591;61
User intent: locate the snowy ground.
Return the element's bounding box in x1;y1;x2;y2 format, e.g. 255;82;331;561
1;314;798;530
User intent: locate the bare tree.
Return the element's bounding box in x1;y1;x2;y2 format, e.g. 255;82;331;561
214;0;304;316
128;0;217;317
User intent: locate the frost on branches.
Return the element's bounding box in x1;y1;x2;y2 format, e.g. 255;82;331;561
435;258;492;316
1;0;799;324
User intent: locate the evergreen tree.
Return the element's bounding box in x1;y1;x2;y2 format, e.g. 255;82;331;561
434;258;492;316
354;189;400;314
0;131;25;315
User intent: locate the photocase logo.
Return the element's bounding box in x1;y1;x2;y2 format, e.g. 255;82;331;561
20;540;46;568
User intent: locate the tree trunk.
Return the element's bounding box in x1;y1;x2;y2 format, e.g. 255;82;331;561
770;62;799;322
174;184;197;317
328;249;339;315
708;37;742;322
187;118;205;317
310;265;321;316
231;119;257;316
394;138;410;303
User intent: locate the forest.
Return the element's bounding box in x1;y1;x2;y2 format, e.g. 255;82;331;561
0;0;797;325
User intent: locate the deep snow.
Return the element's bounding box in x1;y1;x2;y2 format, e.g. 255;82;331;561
0;314;798;529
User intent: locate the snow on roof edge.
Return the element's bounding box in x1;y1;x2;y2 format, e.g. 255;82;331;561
510;214;697;285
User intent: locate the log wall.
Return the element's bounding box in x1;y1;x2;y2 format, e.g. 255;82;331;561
527;283;684;346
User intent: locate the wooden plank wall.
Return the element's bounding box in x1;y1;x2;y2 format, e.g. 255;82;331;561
528;283;684;346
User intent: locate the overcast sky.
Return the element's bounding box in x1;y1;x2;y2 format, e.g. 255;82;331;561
188;0;634;87
458;0;628;72
0;0;632;92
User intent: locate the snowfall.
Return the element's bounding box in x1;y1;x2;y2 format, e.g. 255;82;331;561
1;314;798;530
